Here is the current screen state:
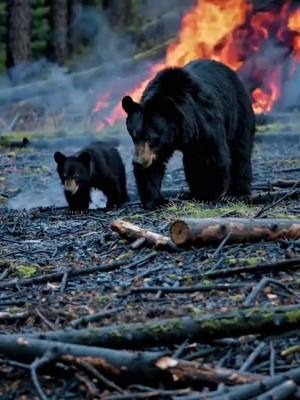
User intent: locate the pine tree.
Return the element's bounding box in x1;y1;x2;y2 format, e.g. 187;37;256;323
6;0;31;69
49;0;68;64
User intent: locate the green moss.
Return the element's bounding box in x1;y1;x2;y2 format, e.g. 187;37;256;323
98;295;111;304
229;294;244;302
165;201;255;219
225;256;265;266
287;309;300;324
15;265;38;278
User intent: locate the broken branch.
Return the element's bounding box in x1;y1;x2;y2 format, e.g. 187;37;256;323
111;219;177;250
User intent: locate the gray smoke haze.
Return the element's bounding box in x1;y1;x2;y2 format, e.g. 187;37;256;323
2;1;300;210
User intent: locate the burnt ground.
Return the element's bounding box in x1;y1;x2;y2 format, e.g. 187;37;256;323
1;118;300;399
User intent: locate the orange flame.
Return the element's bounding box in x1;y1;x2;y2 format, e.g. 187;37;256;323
94;0;300;129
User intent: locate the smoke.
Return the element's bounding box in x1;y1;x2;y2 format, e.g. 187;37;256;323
3;1;300;210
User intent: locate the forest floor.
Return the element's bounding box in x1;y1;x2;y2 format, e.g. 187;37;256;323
1;116;300;399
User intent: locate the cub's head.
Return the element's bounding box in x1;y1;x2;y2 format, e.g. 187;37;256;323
122;95;181;169
54;151;91;195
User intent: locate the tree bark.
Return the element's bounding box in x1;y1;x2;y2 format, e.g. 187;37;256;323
29;304;300;349
67;0;81;54
170;217;300;246
49;0;69;64
6;0;31;70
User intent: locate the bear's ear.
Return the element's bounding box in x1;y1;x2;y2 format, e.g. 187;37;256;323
78;151;91;166
122;96;140;115
54;151;66;165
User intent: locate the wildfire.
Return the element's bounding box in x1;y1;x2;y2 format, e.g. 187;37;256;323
94;0;300;129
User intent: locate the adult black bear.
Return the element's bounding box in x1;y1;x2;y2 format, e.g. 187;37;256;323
122;59;255;210
54;141;128;212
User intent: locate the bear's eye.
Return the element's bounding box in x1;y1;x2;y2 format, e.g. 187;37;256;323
74;173;79;180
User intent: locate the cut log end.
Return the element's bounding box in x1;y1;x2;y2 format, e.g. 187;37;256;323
170;220;189;245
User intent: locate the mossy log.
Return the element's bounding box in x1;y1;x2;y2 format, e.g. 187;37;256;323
111;219;176;250
30;304;300;350
170;217;300;246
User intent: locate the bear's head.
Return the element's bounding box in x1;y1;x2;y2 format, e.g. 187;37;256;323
54;151;91;195
122;95;181;169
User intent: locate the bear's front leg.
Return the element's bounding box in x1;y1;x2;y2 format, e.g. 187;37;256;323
65;189;90;213
183;153;230;202
134;162;166;210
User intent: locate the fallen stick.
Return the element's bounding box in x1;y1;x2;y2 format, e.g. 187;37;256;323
132;283;245;294
170;217;300;246
203;257;300;279
268;179;300;189
29;304;300;349
249;189;300;204
111;219;177;250
0;335;258;386
0;253;155;289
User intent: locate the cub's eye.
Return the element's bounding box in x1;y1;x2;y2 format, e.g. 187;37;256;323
74;173;79;179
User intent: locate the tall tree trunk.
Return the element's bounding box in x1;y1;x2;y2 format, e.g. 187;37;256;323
68;0;82;54
6;0;31;70
49;0;69;64
102;0;132;29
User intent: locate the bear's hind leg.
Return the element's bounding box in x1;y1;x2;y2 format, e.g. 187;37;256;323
183;154;230;202
227;155;252;198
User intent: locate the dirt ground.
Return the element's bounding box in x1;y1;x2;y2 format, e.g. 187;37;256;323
1;117;300;399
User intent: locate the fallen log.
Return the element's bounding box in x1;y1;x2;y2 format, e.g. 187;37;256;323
29;304;300;349
111;219;177;250
0;335;258;386
170;217;300;246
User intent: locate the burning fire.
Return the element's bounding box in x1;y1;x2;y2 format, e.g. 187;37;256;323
94;0;300;128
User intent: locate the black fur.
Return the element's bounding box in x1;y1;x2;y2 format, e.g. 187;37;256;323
122;59;255;210
54;141;128;211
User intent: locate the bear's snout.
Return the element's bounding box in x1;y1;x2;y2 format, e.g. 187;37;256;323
133;142;156;169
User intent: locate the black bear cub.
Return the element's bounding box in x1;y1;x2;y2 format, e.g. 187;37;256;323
54;141;128;212
122;59;255;210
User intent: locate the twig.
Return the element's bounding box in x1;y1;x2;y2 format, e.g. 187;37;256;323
239;342;266;373
212;230;232;258
35;308;56;331
70;307;124;328
254;183;300;218
244;277;299;306
203;257;300;279
60;268;70;293
72;360;122;393
30;350;56;400
270;341;275;376
0;253;156;289
132;283;245;294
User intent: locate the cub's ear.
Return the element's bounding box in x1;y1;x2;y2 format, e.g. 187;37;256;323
122;96;140;115
78;151;91;165
54;151;66;165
